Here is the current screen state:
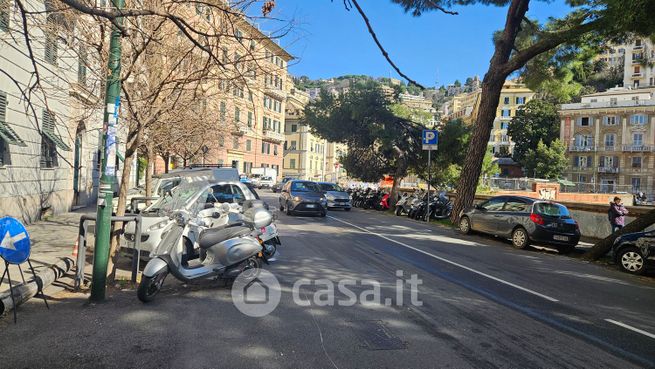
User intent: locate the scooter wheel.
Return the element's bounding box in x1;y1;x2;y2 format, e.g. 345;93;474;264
137;268;168;303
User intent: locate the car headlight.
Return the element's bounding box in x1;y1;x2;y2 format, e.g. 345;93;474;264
293;196;302;202
147;219;169;232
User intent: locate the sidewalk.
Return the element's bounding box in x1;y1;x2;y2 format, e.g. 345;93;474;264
0;207;95;296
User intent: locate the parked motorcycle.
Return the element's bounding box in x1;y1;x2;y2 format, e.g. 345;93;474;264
137;200;273;302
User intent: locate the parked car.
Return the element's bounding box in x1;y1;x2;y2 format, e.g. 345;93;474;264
278;180;327;217
121;179;258;258
458;196;581;253
113;167;239;213
318;182;351;211
272;177;295;193
258;176;275;189
612;230;655;275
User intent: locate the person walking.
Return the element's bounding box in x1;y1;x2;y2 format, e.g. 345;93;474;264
608;196;628;233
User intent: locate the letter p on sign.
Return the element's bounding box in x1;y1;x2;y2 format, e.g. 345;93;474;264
422;130;438;150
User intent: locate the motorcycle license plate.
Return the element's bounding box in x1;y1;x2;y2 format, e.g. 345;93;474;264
306;204;316;208
553;235;569;241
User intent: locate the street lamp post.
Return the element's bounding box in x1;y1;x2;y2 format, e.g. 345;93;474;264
90;0;125;302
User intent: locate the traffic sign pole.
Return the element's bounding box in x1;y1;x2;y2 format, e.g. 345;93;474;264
427;149;430;223
422;130;438;223
90;0;125;302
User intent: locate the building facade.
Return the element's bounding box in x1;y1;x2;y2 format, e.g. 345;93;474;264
622;38;655;89
0;0;128;222
559;87;655;195
489;81;535;157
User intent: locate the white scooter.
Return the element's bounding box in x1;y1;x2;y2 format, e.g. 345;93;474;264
137;200;272;302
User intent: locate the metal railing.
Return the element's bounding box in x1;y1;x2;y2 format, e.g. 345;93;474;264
75;214;143;289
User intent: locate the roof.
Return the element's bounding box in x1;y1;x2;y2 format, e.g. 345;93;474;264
583;87;655;97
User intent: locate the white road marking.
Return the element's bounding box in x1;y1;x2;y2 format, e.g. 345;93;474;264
605;319;655;340
328;215;559;302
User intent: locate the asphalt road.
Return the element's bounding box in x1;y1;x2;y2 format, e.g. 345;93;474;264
1;191;654;369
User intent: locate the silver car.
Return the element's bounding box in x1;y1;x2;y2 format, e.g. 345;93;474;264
318;182;351;211
121;180;259;258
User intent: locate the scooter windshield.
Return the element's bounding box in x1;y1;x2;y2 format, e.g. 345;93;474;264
147;181;207;216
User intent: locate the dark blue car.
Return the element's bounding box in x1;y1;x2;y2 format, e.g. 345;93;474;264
612;230;655;275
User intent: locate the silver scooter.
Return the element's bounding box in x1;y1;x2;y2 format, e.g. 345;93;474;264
137;200;273;302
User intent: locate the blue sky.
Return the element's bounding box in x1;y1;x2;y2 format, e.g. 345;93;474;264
265;0;574;87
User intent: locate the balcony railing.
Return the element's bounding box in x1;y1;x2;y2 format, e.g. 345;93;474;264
598;166;620;174
598;146;617;152
623;144;654;152
232;123;249;135
262;128;284;142
571;166;593;172
569;145;596;152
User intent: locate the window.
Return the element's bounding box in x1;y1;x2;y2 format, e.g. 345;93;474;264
246;139;251;152
634;66;641;75
479;198;505;211
599;155;616;168
44;16;58;65
247;111;253;127
632;157;642;168
503;97;510;104
0;0;9;32
630;114;647;125
604;133;615;148
291;124;297;132
289;158;296;169
633;133;644;146
577;117;591;126
500;122;509;130
579;175;587;183
235;29;243;43
40;109;70;167
273;145;278;156
574;134;593;147
78;45;87;85
219;102;226;121
503;199;530;213
234;107;240;122
41;136;58;168
501;109;511;117
289;140;297;150
232;137;239;149
602;116;618;126
610;98;618;106
534;202;570;217
632;178;641;192
516;96;526;104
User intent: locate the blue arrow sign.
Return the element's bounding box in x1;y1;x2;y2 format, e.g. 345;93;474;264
422;130;438;145
0;217;31;265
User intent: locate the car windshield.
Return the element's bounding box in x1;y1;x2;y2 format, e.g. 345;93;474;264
533;202;570;217
262;176;273;181
320;183;343;192
291;181;321;192
146;181;206;215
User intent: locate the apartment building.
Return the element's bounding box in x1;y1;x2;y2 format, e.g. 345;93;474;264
559;87;655;195
443;88;481;124
622;38;655;89
282;87;328;180
0;0;128;221
183;7;292;180
489;81;535;156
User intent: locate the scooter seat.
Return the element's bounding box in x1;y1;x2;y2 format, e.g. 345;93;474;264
198;226;251;249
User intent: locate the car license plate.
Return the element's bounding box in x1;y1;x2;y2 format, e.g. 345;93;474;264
306;204;316;208
553;235;569;241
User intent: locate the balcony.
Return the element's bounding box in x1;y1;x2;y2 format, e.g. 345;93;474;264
262;128;284;143
622;144;654;152
231;123;249;135
598;146;617;152
598;166;620;174
632;72;643;78
569;145;596;152
571;166;593;172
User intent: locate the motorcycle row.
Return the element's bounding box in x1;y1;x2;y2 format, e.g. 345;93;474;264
137;189;280;303
393;190;453;221
346;188;453;221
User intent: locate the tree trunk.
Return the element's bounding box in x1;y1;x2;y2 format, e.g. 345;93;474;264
108;123;143;281
145;144;154;203
583;209;655;261
163;155;170;173
450;0;530;223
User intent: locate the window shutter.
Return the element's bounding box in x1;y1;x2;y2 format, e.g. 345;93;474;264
0;0;9;32
0;91;6;123
599;156;604;167
613;156;619;168
587;156;593;167
574;156;579;167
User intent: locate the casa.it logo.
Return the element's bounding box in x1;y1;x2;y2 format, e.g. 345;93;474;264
231;269;282;317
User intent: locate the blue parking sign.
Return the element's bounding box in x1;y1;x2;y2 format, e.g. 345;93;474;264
0;217;31;265
422;130;438;150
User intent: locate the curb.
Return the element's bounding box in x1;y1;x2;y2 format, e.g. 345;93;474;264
0;257;74;316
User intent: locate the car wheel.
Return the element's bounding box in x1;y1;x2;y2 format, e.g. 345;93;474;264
459;216;472;234
617;247;646;275
319;211;326;218
511;227;530;249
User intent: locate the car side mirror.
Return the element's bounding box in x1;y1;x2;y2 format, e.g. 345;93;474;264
212;212;221;219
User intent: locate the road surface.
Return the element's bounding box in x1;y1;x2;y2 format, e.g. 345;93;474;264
1;191;654;369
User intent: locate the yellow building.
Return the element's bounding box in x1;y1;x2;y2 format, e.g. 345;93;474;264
489;81;535;156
